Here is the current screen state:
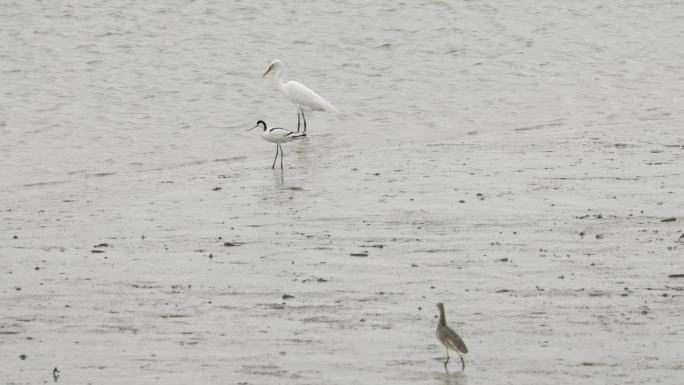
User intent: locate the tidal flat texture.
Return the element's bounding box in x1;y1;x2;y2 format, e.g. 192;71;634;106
1;1;683;384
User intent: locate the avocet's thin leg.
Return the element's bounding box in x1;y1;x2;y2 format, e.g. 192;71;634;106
271;145;279;169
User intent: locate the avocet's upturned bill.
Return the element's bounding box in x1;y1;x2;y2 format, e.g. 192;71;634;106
247;120;306;169
262;59;338;133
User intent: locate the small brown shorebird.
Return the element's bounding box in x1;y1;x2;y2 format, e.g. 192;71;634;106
436;302;468;371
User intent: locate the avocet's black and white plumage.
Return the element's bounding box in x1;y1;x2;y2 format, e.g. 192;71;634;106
262;59;338;133
247;120;306;169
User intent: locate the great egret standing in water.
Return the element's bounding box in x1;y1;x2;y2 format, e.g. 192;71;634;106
247;120;306;169
262;59;338;133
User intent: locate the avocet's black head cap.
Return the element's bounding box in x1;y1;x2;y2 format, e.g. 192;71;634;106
247;120;267;131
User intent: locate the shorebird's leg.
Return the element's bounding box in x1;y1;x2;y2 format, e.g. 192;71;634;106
297;110;301;132
459;353;465;371
279;144;284;169
272;145;279;169
301;109;307;133
444;348;450;370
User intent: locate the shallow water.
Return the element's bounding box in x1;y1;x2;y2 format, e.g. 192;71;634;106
2;1;684;384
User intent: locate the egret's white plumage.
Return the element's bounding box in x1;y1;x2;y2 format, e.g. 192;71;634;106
262;59;337;133
247;120;305;169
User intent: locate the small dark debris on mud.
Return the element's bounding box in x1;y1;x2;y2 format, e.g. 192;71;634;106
19;354;27;360
282;294;295;300
159;314;190;319
496;289;510;293
669;273;684;278
212;187;222;191
496;257;509;262
661;217;676;222
94;243;110;248
577;213;604;219
13;235;18;239
595;234;604;239
91;249;105;253
223;242;242;247
350;252;368;257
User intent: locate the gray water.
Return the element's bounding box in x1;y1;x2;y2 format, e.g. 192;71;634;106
2;1;683;384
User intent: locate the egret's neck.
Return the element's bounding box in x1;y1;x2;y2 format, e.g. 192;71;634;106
438;307;447;326
274;70;286;94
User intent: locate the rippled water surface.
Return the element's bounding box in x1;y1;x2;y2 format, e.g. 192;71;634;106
2;1;683;384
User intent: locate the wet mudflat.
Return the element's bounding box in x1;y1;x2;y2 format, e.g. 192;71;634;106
3;125;682;384
2;1;684;384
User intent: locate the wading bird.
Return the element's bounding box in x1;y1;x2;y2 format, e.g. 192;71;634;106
247;120;306;169
436;302;468;371
262;59;338;133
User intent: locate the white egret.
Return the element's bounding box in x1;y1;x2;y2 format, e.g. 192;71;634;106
262;59;338;133
247;120;306;169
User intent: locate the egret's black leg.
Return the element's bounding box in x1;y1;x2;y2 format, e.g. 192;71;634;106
459;353;465;371
444;348;450;371
279;144;284;169
301;109;307;133
272;144;279;169
297;110;301;133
